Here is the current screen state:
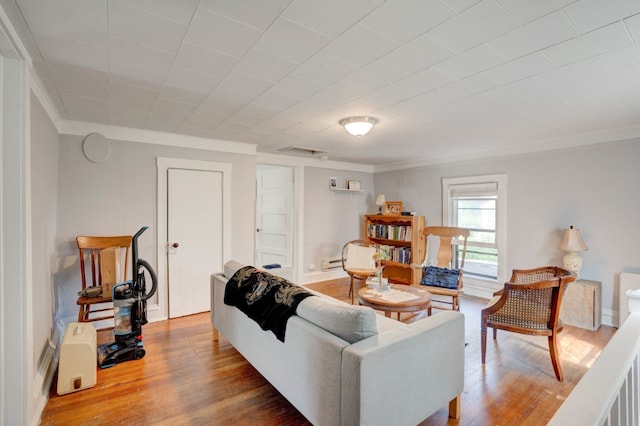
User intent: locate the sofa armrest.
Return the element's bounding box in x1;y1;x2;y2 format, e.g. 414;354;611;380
341;311;465;425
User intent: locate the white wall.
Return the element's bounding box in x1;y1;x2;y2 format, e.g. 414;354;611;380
30;94;59;384
303;167;374;278
55;134;255;322
375;139;640;325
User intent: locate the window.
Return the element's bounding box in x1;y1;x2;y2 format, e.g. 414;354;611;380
442;175;507;282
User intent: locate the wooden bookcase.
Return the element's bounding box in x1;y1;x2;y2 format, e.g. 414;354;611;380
365;214;426;285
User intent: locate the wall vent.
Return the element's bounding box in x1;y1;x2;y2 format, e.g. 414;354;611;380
321;257;342;271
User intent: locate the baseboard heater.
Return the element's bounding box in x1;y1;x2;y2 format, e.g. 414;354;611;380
321;257;342;271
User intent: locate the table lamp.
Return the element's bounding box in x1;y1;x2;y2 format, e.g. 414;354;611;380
558;226;589;278
376;194;385;215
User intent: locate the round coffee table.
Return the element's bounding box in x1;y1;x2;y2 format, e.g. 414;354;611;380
358;284;432;320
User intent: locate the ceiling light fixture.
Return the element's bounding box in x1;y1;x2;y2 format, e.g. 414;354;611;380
339;116;377;136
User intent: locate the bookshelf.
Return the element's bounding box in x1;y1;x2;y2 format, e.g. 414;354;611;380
365;214;426;285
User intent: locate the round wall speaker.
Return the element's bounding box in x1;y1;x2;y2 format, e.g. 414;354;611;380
82;132;111;164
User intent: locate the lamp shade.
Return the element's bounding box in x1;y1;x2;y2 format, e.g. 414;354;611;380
339;116;377;136
376;193;386;206
558;226;589;252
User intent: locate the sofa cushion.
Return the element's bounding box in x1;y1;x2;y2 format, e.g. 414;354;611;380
224;260;246;278
297;296;378;344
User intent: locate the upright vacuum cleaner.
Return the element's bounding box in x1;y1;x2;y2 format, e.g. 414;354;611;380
98;226;157;368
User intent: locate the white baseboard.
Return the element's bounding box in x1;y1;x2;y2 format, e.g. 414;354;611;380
462;277;501;300
302;269;348;285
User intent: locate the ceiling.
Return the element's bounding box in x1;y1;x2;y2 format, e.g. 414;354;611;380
5;0;640;166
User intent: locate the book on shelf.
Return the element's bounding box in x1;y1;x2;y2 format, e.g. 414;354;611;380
379;245;412;265
367;224;413;242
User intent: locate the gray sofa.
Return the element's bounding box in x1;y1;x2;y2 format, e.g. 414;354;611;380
210;261;465;426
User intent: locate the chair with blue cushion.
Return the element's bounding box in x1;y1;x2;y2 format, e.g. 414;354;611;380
411;226;469;311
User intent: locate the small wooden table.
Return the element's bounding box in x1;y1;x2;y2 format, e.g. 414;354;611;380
358;285;432;320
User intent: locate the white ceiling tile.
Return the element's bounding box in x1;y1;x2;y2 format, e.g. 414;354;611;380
563;0;640;33
282;0;378;38
394;67;456;95
109;63;166;91
217;73;273;98
116;0;199;25
109;1;188;54
253;17;331;64
483;52;554;84
487;11;577;59
205;89;254;110
360;0;455;44
252;90;302;110
543;22;632;67
36;36;108;72
109;109;149;128
108;96;155;115
624;13;640;41
270;74;324;99
48;61;108;87
496;0;575;24
16;0;108;49
441;0;482;12
158;86;208;107
534;58;605;88
427;0;519;53
234;50;298;83
61;92;109;118
53;0;107;16
381;34;455;75
185;7;262;58
109;37;174;76
293;55;356;85
321;24;399;68
199;0;290;30
340;59;409;91
144;113;184;132
597;43;640;71
55;78;108;100
360;84;416;109
174;43;238;78
152;99;197;117
483;78;543;101
108;81;158;106
164;67;222;95
435;44;507;79
419;74;498;105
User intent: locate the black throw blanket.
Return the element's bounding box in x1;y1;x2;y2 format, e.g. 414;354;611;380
224;266;313;342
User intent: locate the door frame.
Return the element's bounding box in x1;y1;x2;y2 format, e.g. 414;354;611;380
155;157;232;322
256;157;303;283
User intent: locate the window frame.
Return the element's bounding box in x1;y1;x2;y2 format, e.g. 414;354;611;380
442;174;507;284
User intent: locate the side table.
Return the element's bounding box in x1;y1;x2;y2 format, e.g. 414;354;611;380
561;279;602;331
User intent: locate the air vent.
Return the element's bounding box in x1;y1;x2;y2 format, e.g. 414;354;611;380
277;146;329;156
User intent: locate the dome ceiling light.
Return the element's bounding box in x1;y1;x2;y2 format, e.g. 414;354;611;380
339;116;377;136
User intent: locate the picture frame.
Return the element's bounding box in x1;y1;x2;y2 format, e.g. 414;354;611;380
347;180;361;190
329;176;337;188
384;201;403;216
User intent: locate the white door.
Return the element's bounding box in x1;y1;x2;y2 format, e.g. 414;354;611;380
167;168;222;318
255;165;293;269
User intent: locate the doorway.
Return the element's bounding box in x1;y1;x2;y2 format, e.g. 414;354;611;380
156;158;231;321
255;164;295;281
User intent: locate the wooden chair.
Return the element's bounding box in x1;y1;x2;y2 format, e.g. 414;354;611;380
411;226;469;311
76;235;132;323
481;266;576;381
341;240;379;304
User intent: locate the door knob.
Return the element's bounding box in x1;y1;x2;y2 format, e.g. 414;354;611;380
172;242;179;248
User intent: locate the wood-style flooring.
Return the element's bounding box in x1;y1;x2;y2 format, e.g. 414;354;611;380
40;278;615;425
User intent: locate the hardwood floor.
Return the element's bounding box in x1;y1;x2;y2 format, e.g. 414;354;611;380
41;278;615;425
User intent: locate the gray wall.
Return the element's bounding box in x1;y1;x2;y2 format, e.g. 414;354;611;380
30;97;59;371
55;134;256;321
303;167;374;272
375;139;640;317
